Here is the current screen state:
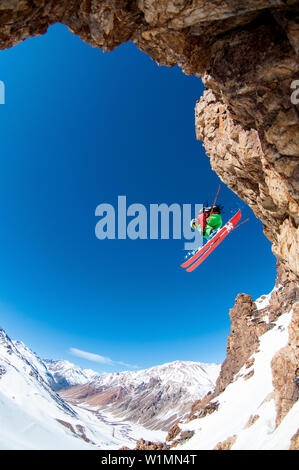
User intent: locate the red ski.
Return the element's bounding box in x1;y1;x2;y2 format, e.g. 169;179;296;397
186;222;236;272
181;210;241;270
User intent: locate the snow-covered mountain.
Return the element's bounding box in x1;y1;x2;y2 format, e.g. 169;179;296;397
43;359;100;391
11;339;60;391
11;337;221;433
0;327;220;448
1;283;297;450
92;361;219;392
0;328;166;449
59;361;220;431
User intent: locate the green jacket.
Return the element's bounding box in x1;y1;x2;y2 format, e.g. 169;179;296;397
196;213;222;240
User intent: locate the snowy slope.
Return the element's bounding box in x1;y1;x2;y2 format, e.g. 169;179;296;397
12;340;57;389
0;328;163;449
0;329;219;448
176;308;298;450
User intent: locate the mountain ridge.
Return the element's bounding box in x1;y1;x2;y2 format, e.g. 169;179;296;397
0;326;220;440
58;360;220;431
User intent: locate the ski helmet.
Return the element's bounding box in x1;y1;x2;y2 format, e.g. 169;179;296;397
190;219;196;230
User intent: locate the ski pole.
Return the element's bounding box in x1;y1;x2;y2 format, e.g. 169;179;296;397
232;218;249;231
208;184;221;220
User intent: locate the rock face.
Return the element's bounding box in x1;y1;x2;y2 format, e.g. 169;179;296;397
131;439;170;450
184;269;299;441
214;435;237;450
271;301;299;426
166;287;298;450
195;86;299;279
214;293;269;396
225;267;298;416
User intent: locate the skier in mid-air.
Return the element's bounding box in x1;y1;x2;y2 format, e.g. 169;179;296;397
182;184;247;271
190;205;223;240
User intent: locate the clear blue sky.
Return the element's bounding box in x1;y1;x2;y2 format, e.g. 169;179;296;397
0;24;276;371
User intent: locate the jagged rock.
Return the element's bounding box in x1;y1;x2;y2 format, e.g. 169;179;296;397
244;370;255;381
214;435;237;450
215;294;268;395
56;420;95;444
271;302;299;426
166;423;181;442
245;415;260;428
188;399;219;421
245;358;255;369
290;429;299;450
134;439;170;450
195;87;299;280
187;273;299;434
188;391;213;420
170;430;195;447
269;263;299;322
180;430;194;441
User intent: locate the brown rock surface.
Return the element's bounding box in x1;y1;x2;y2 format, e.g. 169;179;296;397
188;399;219;421
290;428;299;450
166;423;181;442
271;302;299;426
245;415;260;428
121;438;170;450
214;435;237;450
59;383;128;407
195;86;299;279
170;430;195;447
188;391;213;420
188;269;299;432
134;439;170;450
214;294;269;395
